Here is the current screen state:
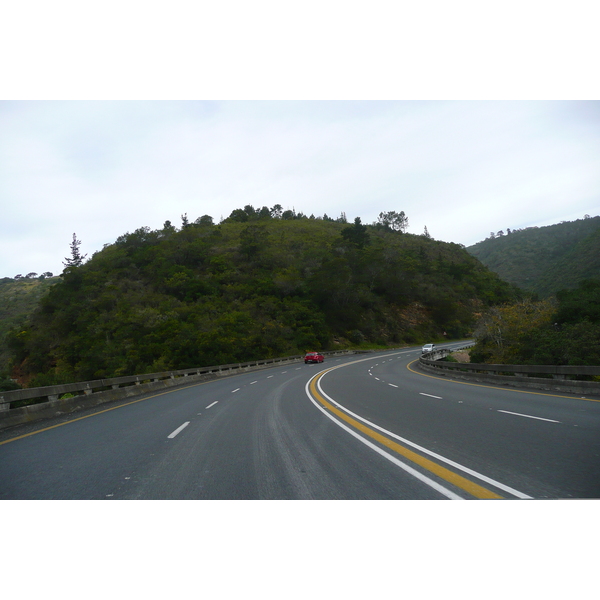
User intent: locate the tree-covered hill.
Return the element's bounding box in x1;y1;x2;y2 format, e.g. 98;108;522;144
0;276;59;377
466;215;600;297
7;209;517;387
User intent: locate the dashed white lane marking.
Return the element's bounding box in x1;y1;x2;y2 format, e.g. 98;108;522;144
267;375;274;378
498;410;560;423
232;388;240;393
388;383;398;388
420;393;442;399
168;421;190;438
250;381;257;384
206;401;218;409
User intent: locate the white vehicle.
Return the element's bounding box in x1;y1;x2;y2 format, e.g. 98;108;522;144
422;343;436;353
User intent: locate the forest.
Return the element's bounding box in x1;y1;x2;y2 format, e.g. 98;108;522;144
4;207;517;387
467;215;600;297
470;278;600;367
0;275;59;387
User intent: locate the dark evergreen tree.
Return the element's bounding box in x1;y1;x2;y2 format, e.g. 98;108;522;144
341;217;370;249
62;234;87;272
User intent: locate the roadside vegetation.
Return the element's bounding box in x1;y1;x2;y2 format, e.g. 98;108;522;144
470;278;600;366
0;275;59;389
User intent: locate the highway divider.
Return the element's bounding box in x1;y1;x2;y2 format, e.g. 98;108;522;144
0;350;354;430
419;345;600;396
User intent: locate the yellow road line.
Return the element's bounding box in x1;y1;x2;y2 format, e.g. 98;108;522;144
309;373;503;499
407;359;600;402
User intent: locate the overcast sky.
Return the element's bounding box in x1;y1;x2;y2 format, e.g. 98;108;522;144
1;100;598;278
2;3;599;280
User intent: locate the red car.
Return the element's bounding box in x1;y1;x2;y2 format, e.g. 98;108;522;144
304;352;324;364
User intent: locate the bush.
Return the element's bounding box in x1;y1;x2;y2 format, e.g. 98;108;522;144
0;376;21;392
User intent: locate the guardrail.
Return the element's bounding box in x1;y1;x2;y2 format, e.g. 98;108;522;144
0;350;353;429
419;345;600;395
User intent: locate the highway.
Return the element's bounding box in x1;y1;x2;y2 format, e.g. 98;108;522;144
1;342;599;499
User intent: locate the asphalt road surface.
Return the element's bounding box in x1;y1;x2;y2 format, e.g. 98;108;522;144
2;342;599;499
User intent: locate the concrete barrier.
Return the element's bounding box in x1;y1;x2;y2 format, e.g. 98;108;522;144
0;350;354;430
418;345;600;396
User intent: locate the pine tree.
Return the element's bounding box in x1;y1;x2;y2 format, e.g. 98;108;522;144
376;211;408;232
341;217;370;248
62;233;87;272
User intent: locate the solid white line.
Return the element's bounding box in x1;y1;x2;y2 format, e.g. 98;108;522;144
232;388;240;393
168;422;190;439
420;393;442;399
313;369;532;499
205;401;218;409
497;410;560;423
304;379;462;499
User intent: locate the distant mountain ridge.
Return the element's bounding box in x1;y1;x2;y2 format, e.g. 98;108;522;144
466;216;600;297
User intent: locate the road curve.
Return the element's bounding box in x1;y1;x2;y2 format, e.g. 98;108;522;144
1;343;599;499
308;345;600;498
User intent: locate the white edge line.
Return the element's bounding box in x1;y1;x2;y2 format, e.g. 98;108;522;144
168;421;190;439
312;366;532;499
498;410;560;423
305;377;462;500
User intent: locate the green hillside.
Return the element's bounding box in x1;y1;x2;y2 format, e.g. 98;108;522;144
6;209;517;387
0;276;59;376
466;216;600;297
